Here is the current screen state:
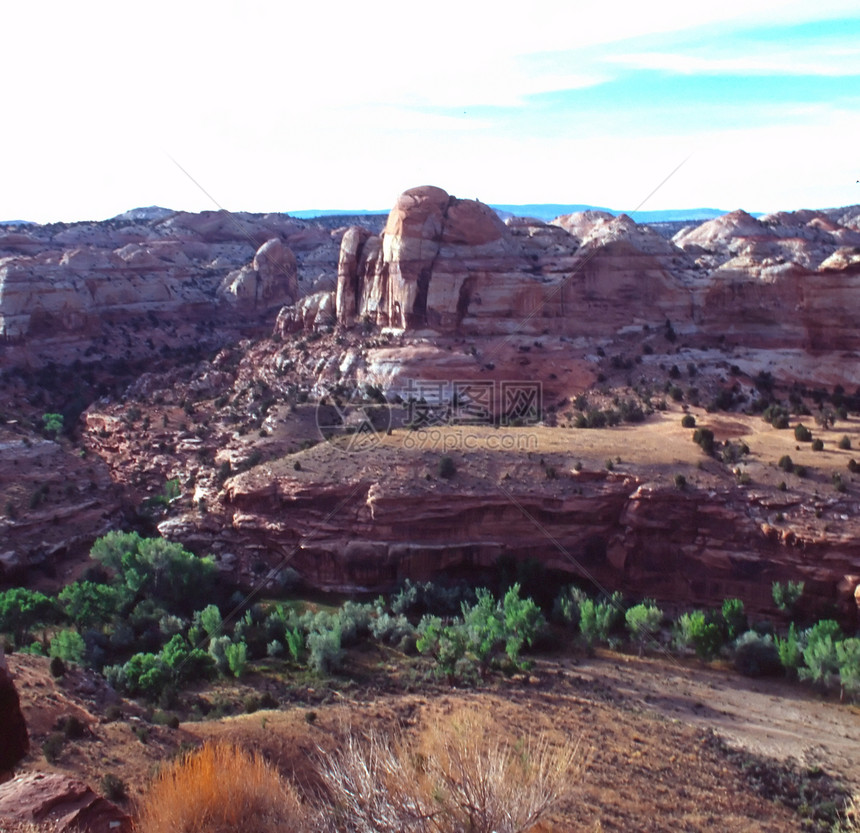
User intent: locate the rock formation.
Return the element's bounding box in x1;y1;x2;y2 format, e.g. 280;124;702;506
0;773;131;833
4;188;860;618
0;210;345;367
0;647;29;779
329;186;694;337
219;237;298;310
199;460;858;621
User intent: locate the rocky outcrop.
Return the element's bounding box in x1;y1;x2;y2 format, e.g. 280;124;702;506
275;290;335;334
0;648;28;778
328;186;694;337
166;458;859;622
662;205;860;350
0;773;131;833
0;211;348;366
219;238;298;310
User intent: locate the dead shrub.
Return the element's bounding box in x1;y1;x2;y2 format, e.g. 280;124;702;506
841;793;860;832
317;710;583;833
135;742;313;833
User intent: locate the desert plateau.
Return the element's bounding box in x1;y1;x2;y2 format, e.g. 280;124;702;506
0;182;859;832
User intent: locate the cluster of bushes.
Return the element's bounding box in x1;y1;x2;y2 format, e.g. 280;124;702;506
0;532;225;694
550;582;860;699
573;398;647;429
415;584;544;683
3;534;859;708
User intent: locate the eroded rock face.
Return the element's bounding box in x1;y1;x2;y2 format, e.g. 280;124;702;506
275;290;335;334
672;205;860;350
0;211;342;367
0;648;29;778
0;773;131;833
330;186;693;337
179;460;858;621
219;237;298;310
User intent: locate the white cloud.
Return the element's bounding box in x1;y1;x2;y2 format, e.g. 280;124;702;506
609;45;860;77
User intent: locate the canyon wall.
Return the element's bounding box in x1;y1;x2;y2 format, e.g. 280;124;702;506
152;462;860;623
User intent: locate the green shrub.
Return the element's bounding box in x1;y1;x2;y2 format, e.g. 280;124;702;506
681;414;696;428
42;412;64;437
370;613;416;649
772;580;804;613
50;629;86;664
337;601;373;646
775;622;803;674
839;435;852;450
579;594;622;649
152;710;180;729
778;455;794;473
307;627;343;675
416;616;469;683
674;473;686;489
59;581;124;629
90;532;217;615
104;652;169;699
836;638;860;700
692;427;715;454
49;656;66;678
0;587;58;645
207;635;232;674
552;586;587;629
721;598;747;641
57;714;87;740
812;438;824;451
762;403;790;428
625;602;663;654
283;627;304;664
224;641;248;678
794;423;812;442
799;621;842;689
673;611;722;660
197;604;223;639
733;631;781;677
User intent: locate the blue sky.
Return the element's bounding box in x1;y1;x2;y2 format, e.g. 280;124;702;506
2;1;858;222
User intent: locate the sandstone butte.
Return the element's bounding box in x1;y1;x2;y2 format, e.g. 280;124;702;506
1;187;860;623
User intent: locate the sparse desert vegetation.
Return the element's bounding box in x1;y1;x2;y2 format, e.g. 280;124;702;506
2;192;860;832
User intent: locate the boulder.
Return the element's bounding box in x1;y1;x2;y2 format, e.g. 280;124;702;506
0;647;28;778
0;772;131;833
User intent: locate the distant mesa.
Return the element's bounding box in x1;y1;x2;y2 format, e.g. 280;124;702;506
287;208;389;219
291;203;737;224
109;205;175;222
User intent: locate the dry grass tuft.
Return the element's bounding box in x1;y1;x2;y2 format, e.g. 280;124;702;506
317;710;584;833
135;742;313;833
840;794;860;832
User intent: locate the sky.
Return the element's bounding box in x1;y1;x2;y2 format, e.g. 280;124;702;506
2;0;859;222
